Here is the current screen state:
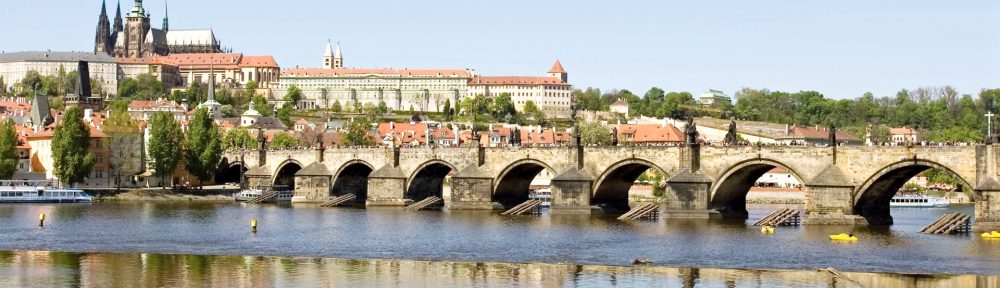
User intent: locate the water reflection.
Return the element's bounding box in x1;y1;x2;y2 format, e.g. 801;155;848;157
0;251;995;287
0;202;998;276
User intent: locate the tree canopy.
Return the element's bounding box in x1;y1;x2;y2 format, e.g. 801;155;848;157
147;112;184;186
343;118;375;146
579;121;612;145
51;107;96;186
269;132;301;149
0;119;19;179
184;108;223;186
119;74;165;99
222;127;256;151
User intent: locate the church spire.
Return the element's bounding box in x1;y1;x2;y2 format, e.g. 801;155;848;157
162;0;169;31
95;0;112;55
100;0;107;16
113;0;123;33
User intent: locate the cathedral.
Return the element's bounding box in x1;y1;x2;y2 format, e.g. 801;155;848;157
94;0;226;58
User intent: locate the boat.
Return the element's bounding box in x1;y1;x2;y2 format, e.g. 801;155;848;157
890;194;949;208
0;180;92;203
829;233;858;242
529;188;552;207
982;231;1000;239
233;185;293;202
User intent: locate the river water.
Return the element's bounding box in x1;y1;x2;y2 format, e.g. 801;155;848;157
0;202;997;286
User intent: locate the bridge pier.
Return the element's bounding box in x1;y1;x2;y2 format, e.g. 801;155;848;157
292;163;332;203
662;170;719;218
366;165;408;207
974;190;1000;232
802;166;867;225
549;169;594;214
448;165;498;210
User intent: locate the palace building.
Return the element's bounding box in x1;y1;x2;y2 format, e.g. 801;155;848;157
467;60;573;118
95;0;224;58
273;41;470;111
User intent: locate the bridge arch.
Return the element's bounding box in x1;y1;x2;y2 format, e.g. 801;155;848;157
592;158;668;214
710;159;805;219
854;159;975;225
492;159;556;209
331;160;375;204
272;159;303;190
405;160;458;202
215;157;247;185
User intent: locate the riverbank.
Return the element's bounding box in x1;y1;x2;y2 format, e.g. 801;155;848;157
90;189;234;202
0;250;994;287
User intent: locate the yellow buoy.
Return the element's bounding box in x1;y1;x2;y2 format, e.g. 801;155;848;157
251;219;257;233
829;233;858;242
760;226;774;234
39;213;45;227
982;231;1000;239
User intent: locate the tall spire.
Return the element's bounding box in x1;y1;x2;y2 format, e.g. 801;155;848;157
162;0;169;31
207;65;215;101
324;39;333;57
113;0;123;33
100;0;107;16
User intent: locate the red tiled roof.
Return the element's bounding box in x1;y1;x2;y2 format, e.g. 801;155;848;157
160;53;242;69
469;76;568;86
548;60;566;73
128;99;184;110
239;56;279;68
377;122;429;145
283;68;471;77
617;124;683;143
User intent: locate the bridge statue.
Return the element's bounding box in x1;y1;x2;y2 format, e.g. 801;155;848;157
723;120;737;145
684;117;699;146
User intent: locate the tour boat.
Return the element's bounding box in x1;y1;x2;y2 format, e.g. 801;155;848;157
233;186;293;202
0;180;92;203
890;194;949;208
529;188;552;207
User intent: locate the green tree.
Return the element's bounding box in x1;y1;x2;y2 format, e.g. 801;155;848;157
184;108;223;187
331;100;343;113
376;101;389;115
579;121;612;145
276;103;294;127
284;85;302;104
252;95;272;117
0;119;18;179
442;99;452;120
51;107;96;186
221;127;256;151
147;112;184;187
344;118;374;146
523;100;540;115
269;132;301;149
118;74;165;99
491;92;516;119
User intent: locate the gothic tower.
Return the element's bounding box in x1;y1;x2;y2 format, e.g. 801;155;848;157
323;40;334;69
113;1;123;34
333;42;343;68
162;0;169;32
94;0;112;55
123;0;151;58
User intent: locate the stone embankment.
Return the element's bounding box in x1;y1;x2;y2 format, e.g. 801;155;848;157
88;189;235;202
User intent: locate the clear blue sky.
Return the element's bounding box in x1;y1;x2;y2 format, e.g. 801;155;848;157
2;0;997;99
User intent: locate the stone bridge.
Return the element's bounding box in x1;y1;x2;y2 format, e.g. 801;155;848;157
219;144;1000;231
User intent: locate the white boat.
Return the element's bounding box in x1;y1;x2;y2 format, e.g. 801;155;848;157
890;194;949;208
530;188;552;207
0;180;92;203
233;186;293;202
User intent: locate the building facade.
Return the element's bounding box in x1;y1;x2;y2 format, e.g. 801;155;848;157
0;51;119;95
467;61;572;118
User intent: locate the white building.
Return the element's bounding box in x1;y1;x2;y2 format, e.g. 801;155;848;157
127;98;188;121
0;51;119;95
890;127;919;143
467;60;572;118
610;98;629;115
699;89;731;106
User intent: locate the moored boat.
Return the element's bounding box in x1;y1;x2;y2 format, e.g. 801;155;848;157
0;180;92;203
233;185;293;202
890;193;949;208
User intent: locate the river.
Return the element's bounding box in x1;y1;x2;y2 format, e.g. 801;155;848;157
0;202;997;285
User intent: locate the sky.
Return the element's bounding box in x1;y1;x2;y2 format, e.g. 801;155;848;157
1;0;998;99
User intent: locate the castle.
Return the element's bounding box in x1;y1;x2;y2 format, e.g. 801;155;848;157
94;0;225;58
